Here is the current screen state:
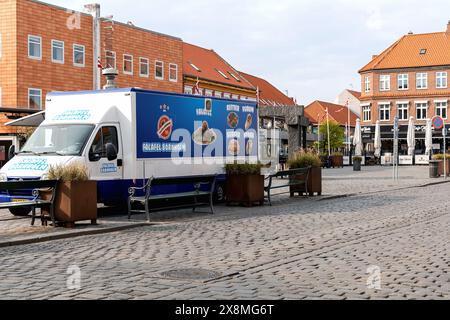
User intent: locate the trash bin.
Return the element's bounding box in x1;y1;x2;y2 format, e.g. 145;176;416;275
429;160;441;178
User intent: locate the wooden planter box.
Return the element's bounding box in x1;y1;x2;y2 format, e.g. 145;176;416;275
290;166;322;196
330;155;344;168
226;174;264;207
438;159;450;176
42;180;97;228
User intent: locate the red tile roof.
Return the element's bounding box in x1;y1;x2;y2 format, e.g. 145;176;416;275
305;100;359;126
239;72;296;106
347;89;361;99
183;43;255;90
360;31;450;72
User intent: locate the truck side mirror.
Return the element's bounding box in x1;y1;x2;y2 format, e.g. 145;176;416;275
105;143;118;161
8;145;15;160
89;152;101;162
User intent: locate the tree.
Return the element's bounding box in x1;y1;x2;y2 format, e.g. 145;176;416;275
318;120;345;153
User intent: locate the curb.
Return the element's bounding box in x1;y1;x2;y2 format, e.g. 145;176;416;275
0;222;150;249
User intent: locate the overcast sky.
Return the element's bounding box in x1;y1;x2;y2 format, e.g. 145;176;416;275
49;0;450;105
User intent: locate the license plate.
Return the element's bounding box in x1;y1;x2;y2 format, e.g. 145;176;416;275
12;199;28;203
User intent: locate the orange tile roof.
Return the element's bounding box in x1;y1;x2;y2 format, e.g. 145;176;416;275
239;71;296;106
347;89;361;99
183;42;255;90
305;101;359;126
360;31;450;72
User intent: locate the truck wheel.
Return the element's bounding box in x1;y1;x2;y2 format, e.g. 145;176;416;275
9;207;32;216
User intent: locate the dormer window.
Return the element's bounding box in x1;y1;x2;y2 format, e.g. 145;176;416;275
216;69;229;79
419;49;427;55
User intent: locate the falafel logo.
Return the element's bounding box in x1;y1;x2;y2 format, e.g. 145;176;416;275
157;115;173;140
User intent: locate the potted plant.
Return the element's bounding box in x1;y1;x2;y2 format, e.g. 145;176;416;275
330;152;344;168
288;150;322;196
432;154;450;176
225;162;264;207
45;162;97;227
353;156;362;171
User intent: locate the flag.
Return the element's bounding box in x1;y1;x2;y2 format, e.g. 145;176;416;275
193;77;201;95
256;86;260;104
97;58;103;69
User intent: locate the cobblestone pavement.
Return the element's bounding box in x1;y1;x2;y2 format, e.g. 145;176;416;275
1;167;449;300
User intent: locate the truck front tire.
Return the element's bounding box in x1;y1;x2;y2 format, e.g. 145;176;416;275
9;207;32;216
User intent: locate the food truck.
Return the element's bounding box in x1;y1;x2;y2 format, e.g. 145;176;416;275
0;88;259;215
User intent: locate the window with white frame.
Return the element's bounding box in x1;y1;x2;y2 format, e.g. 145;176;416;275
73;44;85;67
364;76;370;92
184;86;193;95
416;102;428;120
362;105;372;122
436;72;448;89
28;35;42;60
155;61;164;80
416;73;428;89
379;104;390;121
139;58;149;77
123;54;133;75
169;63;178;82
204;89;213;97
232;94;239;100
379;75;390;91
397;103;409;120
214;91;222;98
436;101;448;119
105;51;116;69
51;40;64;63
397;74;408;90
223;93;231;99
28;88;42;110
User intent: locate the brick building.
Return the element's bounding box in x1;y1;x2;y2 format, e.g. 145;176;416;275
0;0;183;162
359;22;450;162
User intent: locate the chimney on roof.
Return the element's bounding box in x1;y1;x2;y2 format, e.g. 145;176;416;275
372;55;378;60
408;31;413;35
447;21;450;34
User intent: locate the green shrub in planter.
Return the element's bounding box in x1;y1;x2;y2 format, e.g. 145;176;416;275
288;150;322;196
352;156;363;162
225;162;263;175
288;151;321;169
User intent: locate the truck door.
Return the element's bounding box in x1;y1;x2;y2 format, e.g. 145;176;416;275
88;124;123;181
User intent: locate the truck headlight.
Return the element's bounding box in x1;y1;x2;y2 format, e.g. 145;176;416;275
0;173;7;182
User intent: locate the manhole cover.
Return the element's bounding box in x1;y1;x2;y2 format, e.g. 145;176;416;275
160;268;222;280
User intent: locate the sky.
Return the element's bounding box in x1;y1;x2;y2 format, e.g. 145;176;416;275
48;0;450;105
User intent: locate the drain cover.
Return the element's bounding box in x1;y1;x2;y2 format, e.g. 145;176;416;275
161;268;222;280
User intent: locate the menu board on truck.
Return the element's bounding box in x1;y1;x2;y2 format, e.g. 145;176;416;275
135;92;258;162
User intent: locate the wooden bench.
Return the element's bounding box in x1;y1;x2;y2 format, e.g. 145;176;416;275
264;167;311;206
128;175;217;222
0;180;58;227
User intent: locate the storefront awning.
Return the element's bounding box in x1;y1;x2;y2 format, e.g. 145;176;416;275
5;111;45;127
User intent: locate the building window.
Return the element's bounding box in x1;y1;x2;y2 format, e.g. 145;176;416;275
184;86;193;95
397;74;408;90
379;75;390;91
436;72;448;89
379;104;390;121
28;35;42;60
105;51;116;69
155;61;164;80
364;76;370;92
416;73;428;89
362;106;371;122
123;54;133;75
51;40;64;63
216;69;229;79
169;63;178;82
214;91;222;98
28;88;42;110
73;44;85;67
223;93;231;99
436;101;448;119
232;94;239;100
204;89;213;97
397;103;409;120
139;58;149;77
416;103;427;120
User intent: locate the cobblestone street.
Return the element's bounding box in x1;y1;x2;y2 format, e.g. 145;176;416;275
1;166;450;300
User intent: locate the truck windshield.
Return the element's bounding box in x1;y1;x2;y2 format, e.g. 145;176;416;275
20;125;95;156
